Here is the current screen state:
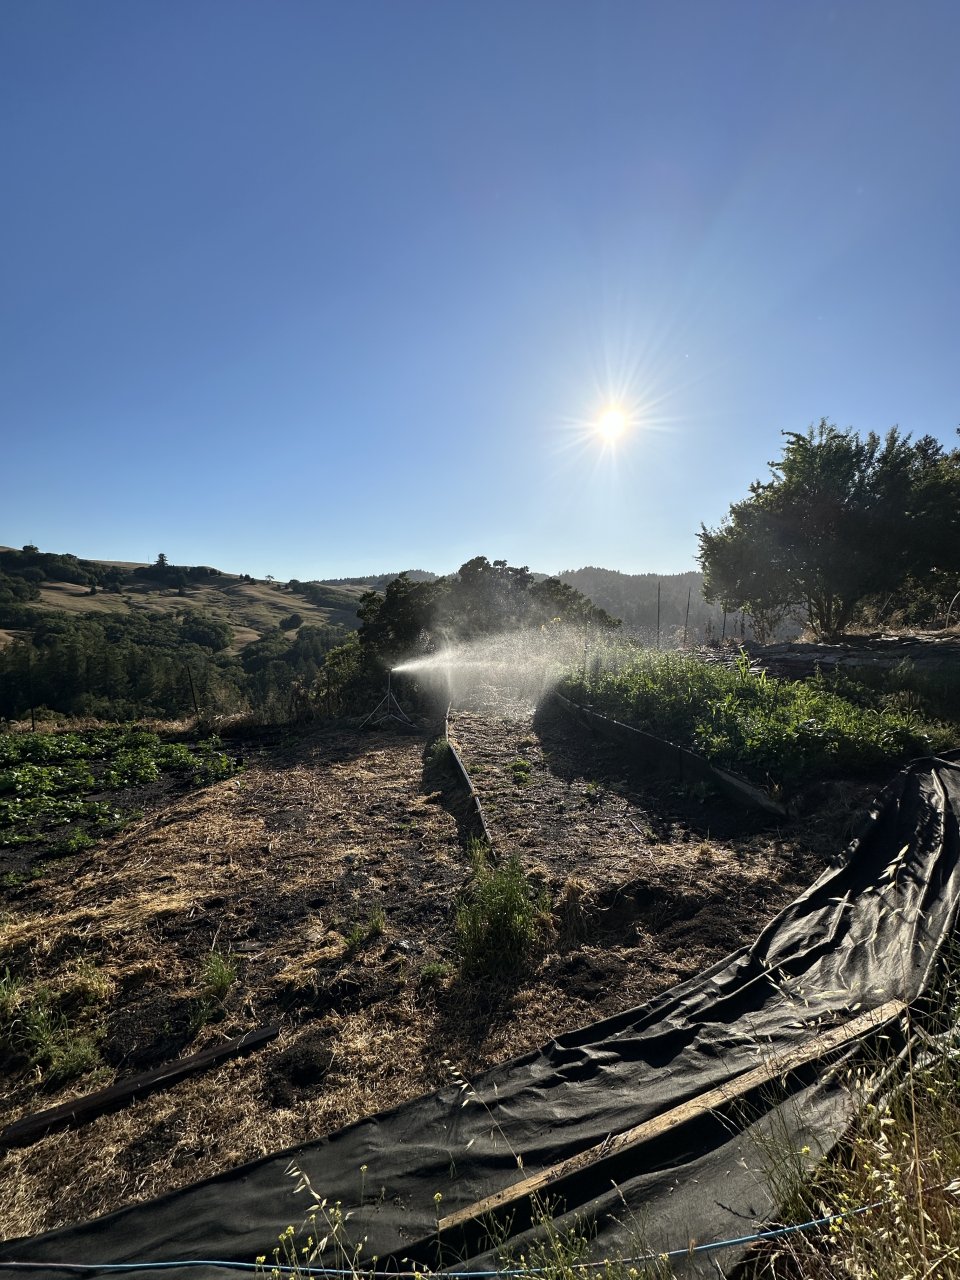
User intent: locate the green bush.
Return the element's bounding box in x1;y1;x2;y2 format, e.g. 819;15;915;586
455;844;545;983
560;648;955;791
426;737;451;767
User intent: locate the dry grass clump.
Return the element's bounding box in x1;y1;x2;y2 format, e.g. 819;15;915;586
555;877;589;950
745;1003;960;1279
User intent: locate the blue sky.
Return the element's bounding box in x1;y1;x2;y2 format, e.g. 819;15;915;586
2;0;957;580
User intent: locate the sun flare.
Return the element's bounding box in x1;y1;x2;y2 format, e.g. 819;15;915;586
596;405;628;443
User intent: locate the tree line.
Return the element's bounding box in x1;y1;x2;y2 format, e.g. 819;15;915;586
290;556;621;718
0;610;343;723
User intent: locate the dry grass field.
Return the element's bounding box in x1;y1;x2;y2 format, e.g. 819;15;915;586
22;575;368;644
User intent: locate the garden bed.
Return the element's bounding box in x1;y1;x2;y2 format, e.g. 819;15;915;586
0;705;872;1243
559;648;955;795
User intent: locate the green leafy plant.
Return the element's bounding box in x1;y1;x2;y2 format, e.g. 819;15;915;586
510;757;532;786
560;647;953;793
0;726;238;857
47;830;95;855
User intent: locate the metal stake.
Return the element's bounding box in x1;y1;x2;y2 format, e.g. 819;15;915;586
360;671;416;728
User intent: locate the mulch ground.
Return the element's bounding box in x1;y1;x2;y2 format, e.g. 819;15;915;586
0;702;874;1245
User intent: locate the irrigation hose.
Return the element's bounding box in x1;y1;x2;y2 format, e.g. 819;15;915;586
0;1198;886;1274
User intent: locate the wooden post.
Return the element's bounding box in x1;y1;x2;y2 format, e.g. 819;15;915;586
435;1000;905;1239
656;581;661;650
186;664;201;722
682;586;692;649
27;649;36;732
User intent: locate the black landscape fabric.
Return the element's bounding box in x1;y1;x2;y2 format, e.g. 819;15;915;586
3;752;960;1279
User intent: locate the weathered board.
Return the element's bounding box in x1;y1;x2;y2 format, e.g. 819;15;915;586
0;1024;280;1149
437;999;906;1234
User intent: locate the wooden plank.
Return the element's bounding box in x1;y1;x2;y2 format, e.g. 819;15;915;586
437;999;905;1233
445;708;495;847
0;1024;280;1149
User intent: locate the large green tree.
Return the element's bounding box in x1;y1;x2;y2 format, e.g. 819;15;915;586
698;421;960;641
354;557;618;662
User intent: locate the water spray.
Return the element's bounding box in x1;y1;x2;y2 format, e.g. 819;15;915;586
388;628;606;714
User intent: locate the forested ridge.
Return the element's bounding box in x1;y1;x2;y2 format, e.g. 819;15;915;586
559;567;729;641
0;548;355;721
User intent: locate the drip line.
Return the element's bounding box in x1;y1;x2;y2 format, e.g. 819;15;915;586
0;1197;887;1274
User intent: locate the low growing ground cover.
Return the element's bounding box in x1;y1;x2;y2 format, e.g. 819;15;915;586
560;649;956;793
0;725;236;873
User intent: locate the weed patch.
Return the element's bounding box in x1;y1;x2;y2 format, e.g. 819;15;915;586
561;648;955;792
0;970;104;1086
455;842;546;983
345;907;386;956
746;1008;960;1278
418;959;451;989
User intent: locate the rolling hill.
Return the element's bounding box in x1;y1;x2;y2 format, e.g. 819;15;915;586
0;546;378;649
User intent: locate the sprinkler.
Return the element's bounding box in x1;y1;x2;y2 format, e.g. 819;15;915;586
360;670;416;729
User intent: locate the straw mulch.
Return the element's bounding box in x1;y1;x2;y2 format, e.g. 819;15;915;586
0;710;864;1243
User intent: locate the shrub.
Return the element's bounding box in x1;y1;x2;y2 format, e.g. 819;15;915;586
202;950;237;1000
426;737;451;768
455;843;545;982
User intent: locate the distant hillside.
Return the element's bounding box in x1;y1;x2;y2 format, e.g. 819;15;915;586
560;567;727;642
315;570;438;590
0;545;365;647
0;544;372;722
0;544;773;653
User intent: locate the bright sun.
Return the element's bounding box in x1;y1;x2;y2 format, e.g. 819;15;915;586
596;405;628;443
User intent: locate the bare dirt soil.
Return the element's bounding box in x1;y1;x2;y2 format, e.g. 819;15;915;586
0;700;871;1243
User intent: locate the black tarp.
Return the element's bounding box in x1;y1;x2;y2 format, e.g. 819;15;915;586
2;752;959;1279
